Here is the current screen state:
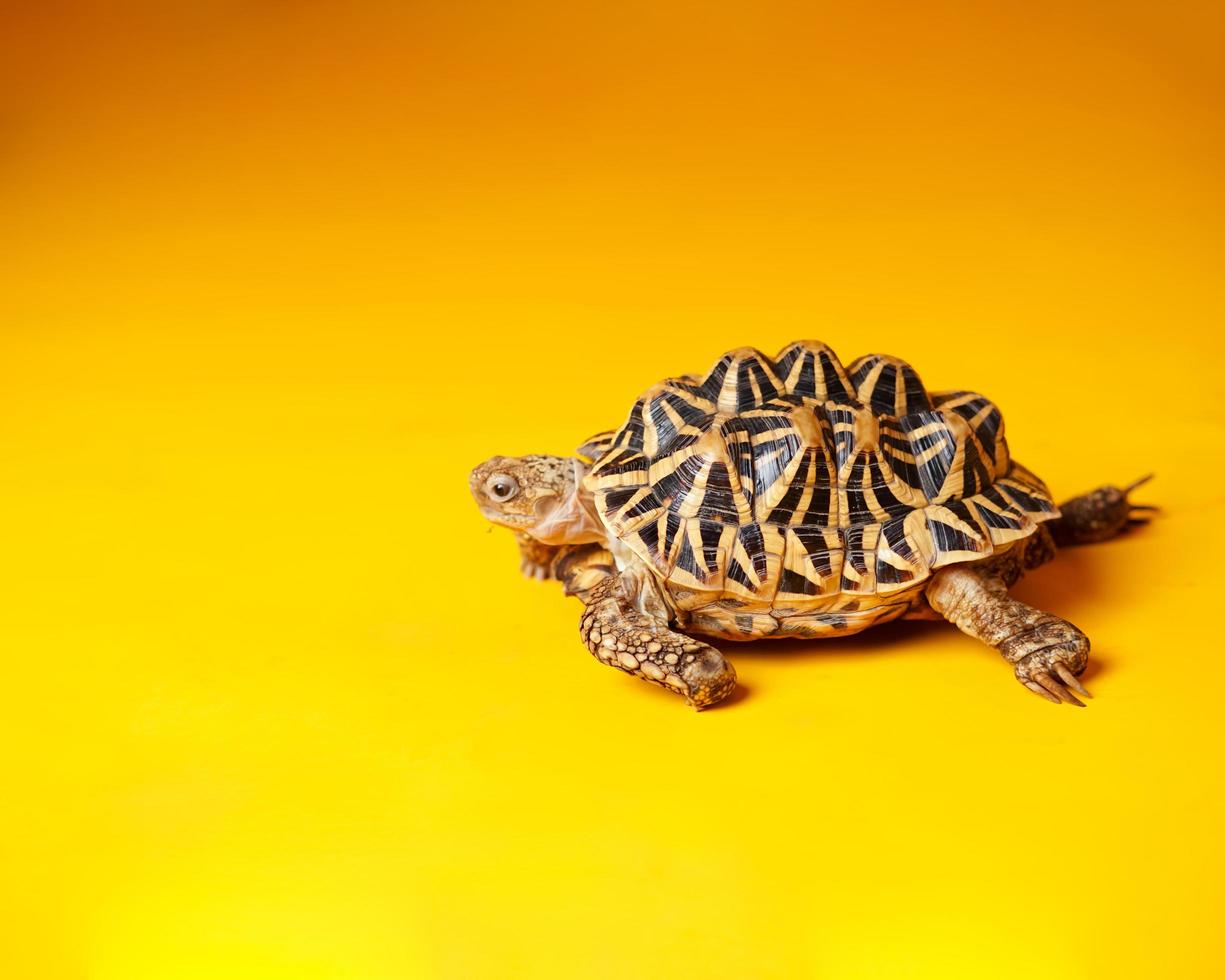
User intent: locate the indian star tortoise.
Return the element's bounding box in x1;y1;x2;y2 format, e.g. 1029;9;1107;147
470;341;1152;709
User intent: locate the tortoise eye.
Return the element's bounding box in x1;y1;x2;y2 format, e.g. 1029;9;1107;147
484;474;519;502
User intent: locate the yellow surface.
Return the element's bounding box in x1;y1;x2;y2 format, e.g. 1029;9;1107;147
3;2;1223;977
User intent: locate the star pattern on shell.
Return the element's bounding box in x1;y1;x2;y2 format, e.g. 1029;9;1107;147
583;342;1058;620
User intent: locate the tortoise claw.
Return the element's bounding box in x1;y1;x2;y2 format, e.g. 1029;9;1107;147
1054;663;1092;699
1128;504;1159;525
1032;670;1085;707
1024;679;1061;704
1123;475;1157;523
1122;473;1154;494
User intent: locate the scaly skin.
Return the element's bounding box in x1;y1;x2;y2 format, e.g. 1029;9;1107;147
926;481;1154;706
1050;475;1155;546
554;543;616;600
576;572;736;709
927;551;1092;706
509;538;738;707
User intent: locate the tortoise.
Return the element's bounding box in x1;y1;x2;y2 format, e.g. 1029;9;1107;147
469;341;1152;709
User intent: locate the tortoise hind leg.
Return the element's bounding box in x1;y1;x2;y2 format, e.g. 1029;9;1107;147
578;572;737;710
1049;475;1156;546
926;561;1092;706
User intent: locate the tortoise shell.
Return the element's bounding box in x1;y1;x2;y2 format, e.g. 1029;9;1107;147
581;341;1058;639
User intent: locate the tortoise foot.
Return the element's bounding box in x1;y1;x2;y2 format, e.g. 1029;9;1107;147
1009;623;1092;707
1052;474;1157;546
680;646;738;711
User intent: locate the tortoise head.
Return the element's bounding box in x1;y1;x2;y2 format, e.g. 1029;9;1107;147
469;454;604;545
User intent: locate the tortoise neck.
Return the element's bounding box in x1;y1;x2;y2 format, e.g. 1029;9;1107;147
530;458;605;546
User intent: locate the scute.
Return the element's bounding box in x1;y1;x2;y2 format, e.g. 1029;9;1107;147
692;347;784;413
775;340;854;402
848;353;933;416
585;342;1058;630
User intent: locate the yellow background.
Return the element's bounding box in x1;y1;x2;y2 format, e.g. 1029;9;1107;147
3;2;1223;977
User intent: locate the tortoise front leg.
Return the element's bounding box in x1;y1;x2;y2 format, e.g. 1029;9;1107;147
926;563;1093;706
516;532;562;580
578;572;737;710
